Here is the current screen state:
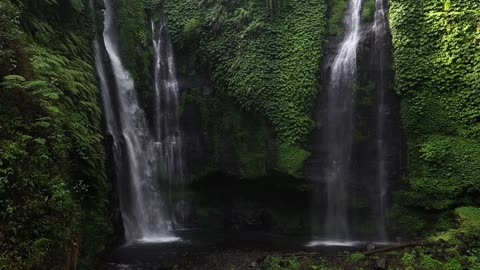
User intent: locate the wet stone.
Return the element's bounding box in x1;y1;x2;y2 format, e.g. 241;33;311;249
373;258;388;270
366;242;376;251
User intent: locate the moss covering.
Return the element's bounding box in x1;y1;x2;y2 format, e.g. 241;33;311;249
161;0;327;176
389;0;480;235
361;0;376;23
276;144;311;177
327;0;348;36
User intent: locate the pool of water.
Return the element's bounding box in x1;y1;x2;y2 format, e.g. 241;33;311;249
106;229;396;265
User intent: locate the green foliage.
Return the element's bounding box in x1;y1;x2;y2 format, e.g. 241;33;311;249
419;254;443;269
265;0;288;16
0;0;111;269
393;207;480;270
347;252;366;263
402;251;416;265
183;17;202;41
144;0;162;11
396;135;480;211
401;251;441;269
266;256;302;270
0;1;26;75
327;0;348;36
444;259;463;270
361;0;376;23
116;0;151;57
435;207;480;243
115;0;155;102
267;256;283;270
277;143;310;177
455;207;480;238
162;0;327;176
390;0;480;235
69;0;85;12
399;246;479;270
165;0;326;146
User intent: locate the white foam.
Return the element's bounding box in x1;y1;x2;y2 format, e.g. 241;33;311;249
306;240;363;247
135;236;182;243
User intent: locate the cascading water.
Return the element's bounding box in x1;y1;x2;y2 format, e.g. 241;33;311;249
307;0;400;246
322;0;363;242
373;0;391;241
95;0;177;242
151;18;186;226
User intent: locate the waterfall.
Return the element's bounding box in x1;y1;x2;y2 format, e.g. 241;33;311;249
95;0;178;242
373;0;390;241
151;17;186;226
322;0;363;241
307;0;399;246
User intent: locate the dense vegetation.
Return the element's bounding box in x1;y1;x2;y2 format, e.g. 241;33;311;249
263;208;480;270
385;0;480;268
389;0;480;235
0;0;111;269
0;0;479;269
162;0;327;176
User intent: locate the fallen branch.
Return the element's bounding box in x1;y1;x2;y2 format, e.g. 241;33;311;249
364;241;425;255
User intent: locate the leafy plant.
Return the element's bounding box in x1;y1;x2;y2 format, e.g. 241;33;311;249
347;252;366;263
361;0;376;23
0;1;111;269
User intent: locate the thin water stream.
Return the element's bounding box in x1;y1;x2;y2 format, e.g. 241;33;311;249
151;18;186;227
373;0;392;241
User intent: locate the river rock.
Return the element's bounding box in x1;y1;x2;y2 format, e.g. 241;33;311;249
260;255;272;268
366;241;376;251
373;258;388;270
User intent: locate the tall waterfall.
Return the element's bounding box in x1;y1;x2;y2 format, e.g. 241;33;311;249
151;18;186;226
95;0;177;242
373;0;391;241
306;0;400;245
323;0;363;241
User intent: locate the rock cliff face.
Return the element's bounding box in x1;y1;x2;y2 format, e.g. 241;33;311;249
177;67;276;179
162;2;406;242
